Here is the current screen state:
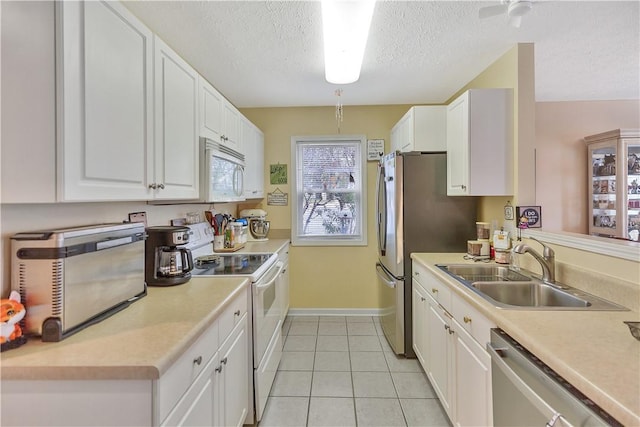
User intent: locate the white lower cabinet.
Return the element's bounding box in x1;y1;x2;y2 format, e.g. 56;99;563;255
217;319;249;427
1;289;250;427
453;323;492;427
412;261;494;427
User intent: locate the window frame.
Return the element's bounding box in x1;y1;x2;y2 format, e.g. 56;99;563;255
290;134;368;247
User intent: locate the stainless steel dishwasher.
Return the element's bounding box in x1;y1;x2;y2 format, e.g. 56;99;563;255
488;329;622;427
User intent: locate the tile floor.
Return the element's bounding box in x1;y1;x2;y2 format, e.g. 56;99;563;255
259;315;451;427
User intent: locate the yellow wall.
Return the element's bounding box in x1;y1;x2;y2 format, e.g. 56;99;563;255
241;105;412;309
240;44;538;310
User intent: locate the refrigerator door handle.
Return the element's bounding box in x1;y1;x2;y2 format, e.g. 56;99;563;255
376;164;387;256
376;262;396;289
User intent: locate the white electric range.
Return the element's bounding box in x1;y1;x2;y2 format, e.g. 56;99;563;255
185;222;283;424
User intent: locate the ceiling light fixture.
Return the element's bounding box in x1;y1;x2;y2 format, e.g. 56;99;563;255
321;0;376;85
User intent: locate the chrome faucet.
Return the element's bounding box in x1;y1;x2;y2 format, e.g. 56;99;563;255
513;237;556;284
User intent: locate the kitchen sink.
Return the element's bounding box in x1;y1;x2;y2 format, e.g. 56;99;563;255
471;281;590;308
436;264;628;311
437;264;531;283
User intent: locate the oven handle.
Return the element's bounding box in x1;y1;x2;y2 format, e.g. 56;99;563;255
254;261;284;290
487;343;574;427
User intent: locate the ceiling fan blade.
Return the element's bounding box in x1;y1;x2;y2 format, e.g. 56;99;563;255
509;14;523;28
479;4;508;19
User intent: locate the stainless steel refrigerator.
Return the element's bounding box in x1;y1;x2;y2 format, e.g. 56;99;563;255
375;151;477;357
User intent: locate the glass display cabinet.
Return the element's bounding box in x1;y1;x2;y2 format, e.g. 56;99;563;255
585;129;640;241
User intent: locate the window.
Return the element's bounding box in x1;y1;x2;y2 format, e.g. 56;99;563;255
291;135;367;246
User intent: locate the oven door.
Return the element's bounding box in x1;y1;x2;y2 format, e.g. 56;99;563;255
252;260;284;366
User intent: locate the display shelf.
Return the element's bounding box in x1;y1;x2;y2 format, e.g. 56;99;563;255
585;129;640;241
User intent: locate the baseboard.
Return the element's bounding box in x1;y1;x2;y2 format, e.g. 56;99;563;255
287;308;383;317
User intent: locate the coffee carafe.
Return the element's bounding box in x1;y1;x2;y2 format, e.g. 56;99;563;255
145;226;194;286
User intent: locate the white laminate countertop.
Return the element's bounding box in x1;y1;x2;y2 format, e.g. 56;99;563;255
0;277;249;381
236;238;290;254
411;253;640;427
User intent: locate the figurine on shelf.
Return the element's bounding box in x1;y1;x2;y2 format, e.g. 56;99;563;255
1;291;27;351
629;154;640;174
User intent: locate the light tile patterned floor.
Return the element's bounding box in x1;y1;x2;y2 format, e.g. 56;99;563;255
259;315;451;427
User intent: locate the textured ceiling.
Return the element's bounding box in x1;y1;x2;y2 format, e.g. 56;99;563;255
122;1;640;108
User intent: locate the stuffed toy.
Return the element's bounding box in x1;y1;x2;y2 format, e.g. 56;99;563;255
1;290;27;351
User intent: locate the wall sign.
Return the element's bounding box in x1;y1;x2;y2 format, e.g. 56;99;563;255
367;139;385;161
267;188;288;206
516;205;542;228
270;164;287;185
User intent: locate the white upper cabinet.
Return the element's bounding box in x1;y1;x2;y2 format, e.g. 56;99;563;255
1;1;57;203
223;101;242;153
242;117;265;199
446;89;513;196
199;77;242;154
391;106;446;153
153;36;199;200
199;77;224;144
57;0;154;201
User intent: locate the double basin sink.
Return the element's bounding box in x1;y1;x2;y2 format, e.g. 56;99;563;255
437;264;627;310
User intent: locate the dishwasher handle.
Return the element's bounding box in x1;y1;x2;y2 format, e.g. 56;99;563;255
487;343;574;427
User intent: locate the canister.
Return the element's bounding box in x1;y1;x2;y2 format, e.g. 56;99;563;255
467;240;490;257
495;249;511;264
476;222;490;240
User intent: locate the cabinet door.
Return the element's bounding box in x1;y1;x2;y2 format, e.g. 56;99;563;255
1;1;57;203
411;281;429;368
446;93;469;195
161;352;217;427
199;77;224;143
154;36;199;200
242;118;265;199
222;101;241;153
218;318;249;427
57;0;153;201
427;298;454;419
453;324;492;427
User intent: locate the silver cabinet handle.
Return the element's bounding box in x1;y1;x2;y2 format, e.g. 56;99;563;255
215;365;222;373
234;310;241;316
420;297;426;302
221;357;228;365
451;184;467;190
158;183;165;189
148;183;157;189
193;356;202;365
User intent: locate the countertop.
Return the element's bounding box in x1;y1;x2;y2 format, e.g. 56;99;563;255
0;277;249;381
411;253;640;426
0;239;291;381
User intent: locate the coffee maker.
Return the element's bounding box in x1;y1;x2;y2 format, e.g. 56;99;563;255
145;226;194;286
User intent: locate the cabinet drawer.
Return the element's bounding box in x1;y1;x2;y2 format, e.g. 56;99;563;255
413;262;451;311
218;291;248;342
156;320;219;422
451;294;495;347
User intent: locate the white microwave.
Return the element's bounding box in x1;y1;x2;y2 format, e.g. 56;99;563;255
200;138;245;202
